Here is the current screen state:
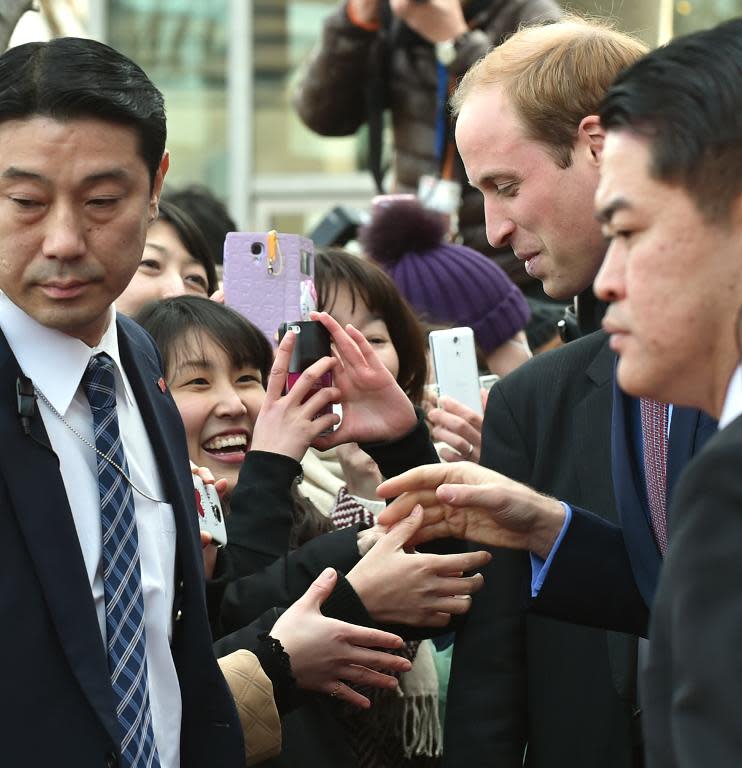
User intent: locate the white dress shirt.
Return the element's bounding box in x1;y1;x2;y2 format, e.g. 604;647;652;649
0;292;181;768
719;364;742;430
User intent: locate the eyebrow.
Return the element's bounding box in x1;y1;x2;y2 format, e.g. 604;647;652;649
144;241;167;254
0;166;131;186
595;197;632;224
177;358;214;372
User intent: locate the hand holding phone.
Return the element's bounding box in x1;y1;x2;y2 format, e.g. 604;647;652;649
193;474;227;547
428;327;483;416
251;324;340;460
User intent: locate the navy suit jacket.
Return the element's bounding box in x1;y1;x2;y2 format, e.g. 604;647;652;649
0;316;244;768
534;348;716;637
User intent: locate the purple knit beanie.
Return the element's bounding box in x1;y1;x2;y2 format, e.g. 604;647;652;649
360;200;531;354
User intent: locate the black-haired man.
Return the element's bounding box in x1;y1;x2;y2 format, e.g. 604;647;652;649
594;19;742;765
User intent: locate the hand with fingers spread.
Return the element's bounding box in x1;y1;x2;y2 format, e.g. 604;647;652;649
347;505;491;627
251;328;342;460
269;567;411;709
428;394;485;463
310;311;417;449
376;463;566;560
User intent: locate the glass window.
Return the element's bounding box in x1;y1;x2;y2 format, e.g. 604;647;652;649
253;0;361;175
673;0;740;35
107;0;230;198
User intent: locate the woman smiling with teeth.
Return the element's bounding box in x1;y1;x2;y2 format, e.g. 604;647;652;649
135;295;340;509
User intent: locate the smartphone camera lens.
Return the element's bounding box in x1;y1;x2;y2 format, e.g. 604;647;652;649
453;336;459;343
251;241;264;255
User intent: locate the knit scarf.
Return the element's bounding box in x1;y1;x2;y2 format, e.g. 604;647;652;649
331;488;442;767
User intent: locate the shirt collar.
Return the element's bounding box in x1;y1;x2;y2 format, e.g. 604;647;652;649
719;363;742;430
0;292;135;416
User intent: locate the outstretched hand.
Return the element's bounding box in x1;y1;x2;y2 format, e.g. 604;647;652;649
347;506;491;627
310;312;417;450
376;463;566;560
251;328;341;461
269;568;411;709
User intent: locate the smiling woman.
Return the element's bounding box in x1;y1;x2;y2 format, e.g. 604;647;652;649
116;199;219;317
134;295;272;498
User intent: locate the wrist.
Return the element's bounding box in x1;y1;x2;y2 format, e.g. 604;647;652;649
430;19;468;44
256;632;300;714
527;496;566;560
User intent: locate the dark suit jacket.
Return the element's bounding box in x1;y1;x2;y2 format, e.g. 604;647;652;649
444;331;714;768
0;316;244;768
536;373;715;636
643;412;742;768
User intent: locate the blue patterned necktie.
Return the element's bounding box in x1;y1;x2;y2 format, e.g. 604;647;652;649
82;353;161;768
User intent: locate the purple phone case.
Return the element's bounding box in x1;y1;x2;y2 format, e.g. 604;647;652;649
223;232;315;347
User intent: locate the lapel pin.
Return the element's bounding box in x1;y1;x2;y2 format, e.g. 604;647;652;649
157;377;167;393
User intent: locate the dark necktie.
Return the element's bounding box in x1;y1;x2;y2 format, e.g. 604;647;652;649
640;397;669;555
82;353;161;768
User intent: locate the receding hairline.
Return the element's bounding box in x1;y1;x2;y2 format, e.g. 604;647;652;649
452;16;648;116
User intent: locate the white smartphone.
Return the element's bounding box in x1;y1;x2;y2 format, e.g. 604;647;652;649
193;474;228;547
428;327;483;416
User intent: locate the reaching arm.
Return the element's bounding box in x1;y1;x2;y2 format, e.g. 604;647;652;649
292;2;379;136
215;568;411;711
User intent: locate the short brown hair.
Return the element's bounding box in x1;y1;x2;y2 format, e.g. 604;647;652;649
452;16;647;167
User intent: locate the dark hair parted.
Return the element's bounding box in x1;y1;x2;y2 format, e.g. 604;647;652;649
134;295;273;387
0;37;166;186
314;248;428;405
599;18;742;223
156;200;219;295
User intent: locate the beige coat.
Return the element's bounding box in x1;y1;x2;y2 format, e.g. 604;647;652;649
219;650;282;766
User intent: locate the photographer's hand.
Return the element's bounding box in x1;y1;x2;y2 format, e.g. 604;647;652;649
390;0;468;44
347;0;381;28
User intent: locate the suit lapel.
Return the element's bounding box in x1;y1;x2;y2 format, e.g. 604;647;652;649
666;406;717;528
572;335;639;703
573;334;614;514
115;319;201;626
0;333;120;745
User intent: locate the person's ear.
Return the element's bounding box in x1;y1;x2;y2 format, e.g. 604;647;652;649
149;150;170;222
576;115;606;166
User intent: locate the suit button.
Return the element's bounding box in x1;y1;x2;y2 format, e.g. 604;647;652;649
105;752;118;768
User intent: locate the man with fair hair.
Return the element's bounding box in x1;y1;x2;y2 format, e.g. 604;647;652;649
375;17;714;768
